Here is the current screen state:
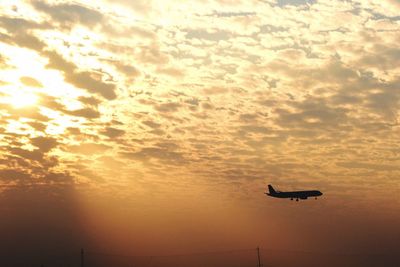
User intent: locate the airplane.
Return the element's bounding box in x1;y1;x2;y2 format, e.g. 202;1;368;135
265;184;323;201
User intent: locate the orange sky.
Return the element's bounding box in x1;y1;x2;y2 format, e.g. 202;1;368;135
0;0;400;266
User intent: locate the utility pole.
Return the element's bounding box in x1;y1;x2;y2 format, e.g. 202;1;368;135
81;248;84;267
257;246;262;267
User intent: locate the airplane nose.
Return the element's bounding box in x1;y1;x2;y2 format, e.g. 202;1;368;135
319;191;323;196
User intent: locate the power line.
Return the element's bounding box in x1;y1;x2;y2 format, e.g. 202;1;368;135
87;247;256;259
87;247;394;259
259;248;393;257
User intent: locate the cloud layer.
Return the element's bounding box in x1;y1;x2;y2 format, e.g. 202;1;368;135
0;0;399;265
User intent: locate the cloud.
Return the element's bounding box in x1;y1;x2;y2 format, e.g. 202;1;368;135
0;133;71;188
31;136;58;152
1;105;50;122
106;0;155;16
185;29;232;41
0;17;117;101
66;71;117;100
142;120;162;129
0;16;46;33
137;43;170;64
8;147;44;162
157;66;185;77
0;16;48;51
78;96;101;107
20;76;43;87
121;143;187;166
109;61;141;79
100;127;125;138
0;169;31;182
37;94;102;119
26;121;47;132
44;51;117;100
31;1;104;27
0;54;7;68
64;107;101;119
0;0;399;239
154;102;182;113
336;161;400;171
67;143;111;155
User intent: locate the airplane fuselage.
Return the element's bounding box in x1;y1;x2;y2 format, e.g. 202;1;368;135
266;190;322;199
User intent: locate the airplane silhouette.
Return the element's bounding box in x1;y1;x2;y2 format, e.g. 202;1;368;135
265;184;323;201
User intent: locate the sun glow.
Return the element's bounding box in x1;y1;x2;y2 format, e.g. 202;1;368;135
7;89;38;108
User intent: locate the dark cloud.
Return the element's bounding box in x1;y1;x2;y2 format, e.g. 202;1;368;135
0;30;45;51
0;16;48;52
65;107;101;119
239;125;271;134
13;33;46;50
44;51;117;100
27;121;47;132
184;97;200;107
31;136;58;153
149;128;166;136
31;1;104;27
101;127;125;138
155;102;182;113
2;105;50;122
39;94;66;110
330;93;362;106
8;147;44;162
65;127;101;141
254;59;359;90
142;120;161;129
43;50;75;73
239;113;259;123
104;59;141;79
78;96;101;107
367;91;399;120
137;43;169;64
201;101;214;110
274;98;349;131
0;16;46;33
327;71;399;122
0;168;31;182
65;71;116;100
37;94;102;119
185;29;231;41
116;63;141;77
66;127;81;135
20;76;43;87
0;131;72;190
358;44;400;70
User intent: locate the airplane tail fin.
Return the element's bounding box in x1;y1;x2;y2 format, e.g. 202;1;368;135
268;184;277;195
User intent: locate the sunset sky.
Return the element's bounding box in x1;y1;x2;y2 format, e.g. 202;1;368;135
0;0;399;266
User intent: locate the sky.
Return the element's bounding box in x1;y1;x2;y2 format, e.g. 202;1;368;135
0;0;399;266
